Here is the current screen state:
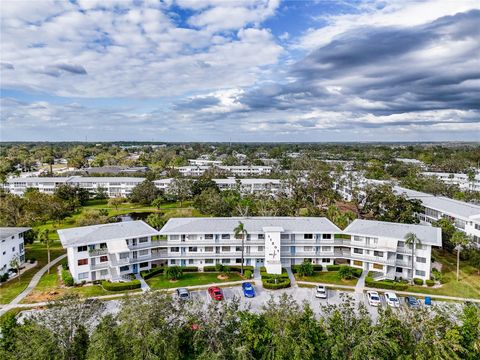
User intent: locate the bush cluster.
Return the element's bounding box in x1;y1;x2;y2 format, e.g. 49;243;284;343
262;277;291;290
326;265;341;271
365;276;408;291
291;264;323;273
244;270;253;279
101;280;141;291
426;279;435;287
203;265;254;272
141;267;164;280
62;269;74;287
413;278;424;286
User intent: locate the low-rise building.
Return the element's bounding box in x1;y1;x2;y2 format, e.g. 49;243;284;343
0;227;30;275
68;177;144;197
58;221;163;283
213;178;282;194
421;172;480;191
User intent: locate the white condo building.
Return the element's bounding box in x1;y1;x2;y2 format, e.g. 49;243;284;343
213;178;282;194
58;221;163;283
421;172;480;192
395;186;480;248
1;227;30;275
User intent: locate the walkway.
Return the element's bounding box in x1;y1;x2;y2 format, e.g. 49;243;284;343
135;273;150;292
0;254;67;316
285;267;297;287
355;270;367;293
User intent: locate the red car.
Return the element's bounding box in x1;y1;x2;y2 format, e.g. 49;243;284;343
208;286;224;301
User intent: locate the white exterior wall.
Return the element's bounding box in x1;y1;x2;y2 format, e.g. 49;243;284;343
0;233;26;275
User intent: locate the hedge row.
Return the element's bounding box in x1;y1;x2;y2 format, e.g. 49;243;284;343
365;276;408;291
62;269;74;287
181;266;199;273
326;265;341;271
262;277;291;290
141;267;164;280
102;280;141;291
203;265;254;272
426;279;435;287
291;264;323;273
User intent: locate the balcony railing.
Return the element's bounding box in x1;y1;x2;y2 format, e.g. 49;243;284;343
89;248;108;256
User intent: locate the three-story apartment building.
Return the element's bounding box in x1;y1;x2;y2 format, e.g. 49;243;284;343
1;227;30;275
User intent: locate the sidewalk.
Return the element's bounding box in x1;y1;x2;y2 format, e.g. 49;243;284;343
355;270;367;293
285;267;296;287
135;273;150;292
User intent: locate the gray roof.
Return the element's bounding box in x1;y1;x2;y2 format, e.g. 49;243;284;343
7;177;72;183
0;227;31;239
395;186;480;219
70;176;145;183
344;219;442;246
159;217;341;234
58;221;158;247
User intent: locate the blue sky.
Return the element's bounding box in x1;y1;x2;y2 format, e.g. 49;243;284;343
1;0;479;142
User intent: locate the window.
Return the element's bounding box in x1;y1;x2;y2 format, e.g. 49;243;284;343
78;272;89;280
258;234;265;240
323;234;332;239
78;259;88;266
188;247;198;252
119;265;129;272
416;244;423;250
236;258;242;264
188;259;194;265
353;236;362;241
205;259;214;264
304;234;313;239
205;247;214;252
398;241;405;247
170;235;179;240
396;254;403;260
304;246;313;252
77;245;87;252
416;256;427;263
374;251;384;257
222;259;230;264
100;243;107;249
205;234;213;240
415;270;426;276
140;262;149;268
221;246;231;252
396;267;403;273
354;260;363;267
100;256;108;262
353;248;363;254
139;249;149;256
119;252;129;259
235;246;242;252
12;246;15;252
99;269;108;276
373;263;383;270
281;234;290;240
322;258;330;263
221;234;230;240
139;237;148;243
170;259;176;265
170;247;180;252
322;246;332;252
257;246;264;252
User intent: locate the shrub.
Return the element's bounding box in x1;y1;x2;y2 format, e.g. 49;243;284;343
262;276;291;290
102;280;141;291
327;265;341;271
203;266;217;272
215;263;224;272
62;262;69;270
431;268;443;282
296;260;314;277
29;258;36;264
141;267;164;280
61;269;74;287
165;266;183;280
338;266;356;280
0;273;9;282
426;279;435;287
244;270;252;279
204;265;254;273
181;266;198;273
227;265;254;273
413;278;424;286
365;276;408;291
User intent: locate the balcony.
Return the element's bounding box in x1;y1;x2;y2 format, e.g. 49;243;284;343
89;248;108;256
128;239;166;250
90;262;109;270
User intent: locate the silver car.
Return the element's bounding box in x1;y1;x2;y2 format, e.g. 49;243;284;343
315;285;327;299
176;288;190;299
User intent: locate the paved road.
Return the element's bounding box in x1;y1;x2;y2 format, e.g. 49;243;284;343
0;254;67;316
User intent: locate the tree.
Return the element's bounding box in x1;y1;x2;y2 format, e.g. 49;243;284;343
87;315;126;360
77;209;110;227
297;260;314;277
451;231;471;281
128;180;160;205
37;228;53;274
432;218;456;252
151;196;165;210
404;232;422;283
54;184;89;210
338;266;356;280
146;213;165;230
165;266;183;280
191;177;219;196
108;197;124;210
468;249;480;275
168;178;192;207
9;254;21;281
234;221;247;276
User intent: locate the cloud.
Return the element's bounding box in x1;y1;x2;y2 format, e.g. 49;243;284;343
1;62;14;70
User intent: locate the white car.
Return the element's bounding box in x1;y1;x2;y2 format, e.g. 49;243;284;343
315;285;327;299
384;292;400;307
366;291;381;306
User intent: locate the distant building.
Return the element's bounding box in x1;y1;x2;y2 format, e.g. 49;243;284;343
0;227;30;275
421;172;480;191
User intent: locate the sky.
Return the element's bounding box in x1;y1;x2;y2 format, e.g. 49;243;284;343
1;0;479;142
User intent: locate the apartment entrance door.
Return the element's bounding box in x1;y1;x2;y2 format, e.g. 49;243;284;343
132;264;138;274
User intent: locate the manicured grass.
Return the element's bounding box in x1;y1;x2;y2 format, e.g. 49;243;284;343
402;250;480;299
295;271;359;287
0;241;66;304
146;272;243;289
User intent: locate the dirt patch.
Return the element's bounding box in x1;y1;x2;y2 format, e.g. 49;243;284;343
169;279;179;283
217;275;229;280
23;290;66;303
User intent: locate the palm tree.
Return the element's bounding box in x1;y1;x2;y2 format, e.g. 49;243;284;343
234;221;248;276
37;228;53;274
451;231;470;281
404;232;422;283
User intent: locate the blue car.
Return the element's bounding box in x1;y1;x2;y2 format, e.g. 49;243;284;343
242;282;255;298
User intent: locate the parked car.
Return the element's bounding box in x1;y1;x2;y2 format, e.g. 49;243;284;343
176;288;190;300
405;296;420;308
384;292;400;307
242;282;255;298
208;286;224;301
424;296;432;306
366;290;381;306
315;285;327;299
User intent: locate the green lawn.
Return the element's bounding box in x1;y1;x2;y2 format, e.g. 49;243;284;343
146;272;243;289
402;250;480;299
0;241;66;304
295;271;359;287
